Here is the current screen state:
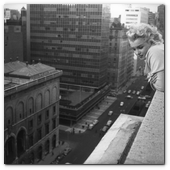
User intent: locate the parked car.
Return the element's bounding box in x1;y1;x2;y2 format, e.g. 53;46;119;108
126;95;133;99
88;120;98;130
145;95;151;99
64;147;72;155
93;119;99;125
120;101;124;106
56;154;65;162
88;124;94;130
106;120;113;127
101;126;109;133
128;90;131;94
108;111;113;116
123;90;127;93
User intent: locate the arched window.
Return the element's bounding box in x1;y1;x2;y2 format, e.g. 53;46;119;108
44;90;50;107
5;136;15;164
28;97;34;116
52;87;57;103
35;93;42;112
37;146;42;161
17;129;26;157
5;107;13;129
16;102;24;122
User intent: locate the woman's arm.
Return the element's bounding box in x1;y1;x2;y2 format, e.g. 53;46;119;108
151;70;164;92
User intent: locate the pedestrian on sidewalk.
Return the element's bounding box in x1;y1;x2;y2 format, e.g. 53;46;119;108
126;23;164;92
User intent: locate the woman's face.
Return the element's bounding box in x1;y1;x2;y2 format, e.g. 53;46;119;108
132;40;151;60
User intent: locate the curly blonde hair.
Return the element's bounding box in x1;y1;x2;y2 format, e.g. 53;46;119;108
126;23;164;44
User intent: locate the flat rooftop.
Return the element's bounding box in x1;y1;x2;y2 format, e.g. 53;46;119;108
61;90;93;106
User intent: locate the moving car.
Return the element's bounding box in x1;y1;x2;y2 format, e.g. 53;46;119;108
126;95;133;99
138;96;146;100
108;111;113;116
136;91;140;95
120;102;124;106
141;86;144;89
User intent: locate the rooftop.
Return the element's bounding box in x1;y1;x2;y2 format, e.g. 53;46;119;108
4;61;63;95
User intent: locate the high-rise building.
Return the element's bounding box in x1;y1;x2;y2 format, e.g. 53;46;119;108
122;6;149;28
4;61;62;164
27;4;110;89
109;21;133;89
4;6;27;63
157;4;165;41
148;11;156;25
25;4;111;124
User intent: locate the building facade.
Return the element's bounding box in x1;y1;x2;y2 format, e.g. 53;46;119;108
27;4;110;89
4;61;62;164
4;7;27;63
123;7;149;28
148;11;156;25
109;22;133;89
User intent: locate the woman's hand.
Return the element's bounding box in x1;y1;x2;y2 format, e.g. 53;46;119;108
150;73;157;84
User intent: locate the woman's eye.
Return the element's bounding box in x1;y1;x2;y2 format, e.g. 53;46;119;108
137;46;144;49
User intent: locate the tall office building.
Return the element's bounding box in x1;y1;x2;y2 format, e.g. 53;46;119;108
122;6;149;28
109;21;133;89
27;4;110;90
26;4;111;124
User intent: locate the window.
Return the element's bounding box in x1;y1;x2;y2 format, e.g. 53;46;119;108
46;110;49;119
28;134;34;147
53;106;56;114
28;119;33;130
45;123;49;135
37;128;42;141
52;118;56;129
37;114;42;125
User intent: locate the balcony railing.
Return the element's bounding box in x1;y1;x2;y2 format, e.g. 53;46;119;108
84;91;164;164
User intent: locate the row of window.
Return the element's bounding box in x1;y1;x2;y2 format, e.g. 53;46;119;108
28;106;56;130
28;117;57;148
5;86;58;128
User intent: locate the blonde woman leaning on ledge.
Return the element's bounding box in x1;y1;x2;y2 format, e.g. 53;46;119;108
126;23;164;92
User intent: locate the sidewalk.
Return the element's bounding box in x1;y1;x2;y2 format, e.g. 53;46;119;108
37;142;68;165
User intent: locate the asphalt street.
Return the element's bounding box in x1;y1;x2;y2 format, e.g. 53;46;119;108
57;75;155;164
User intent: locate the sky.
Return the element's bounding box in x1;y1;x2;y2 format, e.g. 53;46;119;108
3;3;160;18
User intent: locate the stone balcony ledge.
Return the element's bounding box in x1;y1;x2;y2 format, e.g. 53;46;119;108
125;91;164;164
84;91;164;165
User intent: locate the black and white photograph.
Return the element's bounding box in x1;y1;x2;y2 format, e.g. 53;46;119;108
3;0;165;166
